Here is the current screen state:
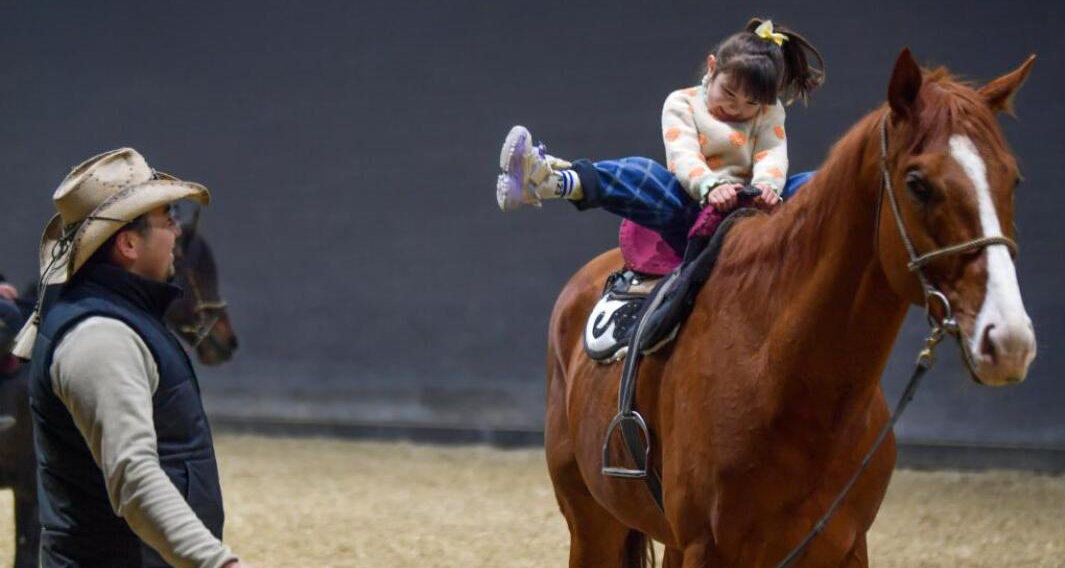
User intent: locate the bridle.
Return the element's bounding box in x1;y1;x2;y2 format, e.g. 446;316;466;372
175;263;227;349
773;111;1019;568
172;210;228;350
876;110;1018;375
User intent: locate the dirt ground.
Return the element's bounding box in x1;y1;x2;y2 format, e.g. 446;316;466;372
0;434;1062;567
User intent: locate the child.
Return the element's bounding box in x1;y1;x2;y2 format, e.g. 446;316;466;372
496;19;824;256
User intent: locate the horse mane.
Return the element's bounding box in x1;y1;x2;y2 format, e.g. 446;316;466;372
709;68;1008;314
711;109;882;313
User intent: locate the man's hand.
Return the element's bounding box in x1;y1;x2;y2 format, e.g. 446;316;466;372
706;183;743;212
753;183;781;209
223;561;255;568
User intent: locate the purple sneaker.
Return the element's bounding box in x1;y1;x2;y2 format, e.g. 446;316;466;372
495;125;571;212
496;125;537;212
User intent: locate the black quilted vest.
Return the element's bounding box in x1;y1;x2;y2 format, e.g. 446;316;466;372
29;264;223;567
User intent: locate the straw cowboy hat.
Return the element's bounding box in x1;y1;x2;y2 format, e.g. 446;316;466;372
11;147;210;358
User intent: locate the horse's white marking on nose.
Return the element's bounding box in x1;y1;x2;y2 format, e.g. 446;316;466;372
949;135;1035;379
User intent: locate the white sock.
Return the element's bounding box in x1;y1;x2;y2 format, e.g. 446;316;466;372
534;170;583;201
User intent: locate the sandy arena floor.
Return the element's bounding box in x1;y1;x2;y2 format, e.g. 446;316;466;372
0;434;1062;567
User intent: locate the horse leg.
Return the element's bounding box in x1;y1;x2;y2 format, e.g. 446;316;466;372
545;359;647;567
840;535;869;567
679;540;722;568
547;448;646;568
13;489;39;568
662;547;684;567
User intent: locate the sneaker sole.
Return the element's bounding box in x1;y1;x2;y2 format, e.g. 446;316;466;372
500;125;530;174
497;125;531;211
496;174;520;212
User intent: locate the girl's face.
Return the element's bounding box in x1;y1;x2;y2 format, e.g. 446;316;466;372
705;55;764;122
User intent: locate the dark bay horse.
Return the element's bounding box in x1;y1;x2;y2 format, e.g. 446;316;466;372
167;215;239;365
545;50;1037;567
0;217;237;567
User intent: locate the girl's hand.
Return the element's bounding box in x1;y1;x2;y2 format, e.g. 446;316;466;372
707;183;743;212
753;183;781;209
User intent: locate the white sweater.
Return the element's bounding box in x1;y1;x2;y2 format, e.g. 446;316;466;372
661;84;789;201
50;316;237;568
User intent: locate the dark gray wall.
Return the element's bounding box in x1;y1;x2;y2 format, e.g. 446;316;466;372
1;1;1062;448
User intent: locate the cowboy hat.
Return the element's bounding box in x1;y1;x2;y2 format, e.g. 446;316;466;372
11;147;210;358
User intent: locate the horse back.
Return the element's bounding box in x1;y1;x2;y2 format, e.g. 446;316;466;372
547;248;624;393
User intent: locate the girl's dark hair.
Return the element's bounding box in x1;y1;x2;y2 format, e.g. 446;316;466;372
706;18;825;106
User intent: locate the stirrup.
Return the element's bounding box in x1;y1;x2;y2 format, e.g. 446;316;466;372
601;411;653;479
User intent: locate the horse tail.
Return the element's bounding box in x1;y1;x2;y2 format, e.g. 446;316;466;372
621;530;655;568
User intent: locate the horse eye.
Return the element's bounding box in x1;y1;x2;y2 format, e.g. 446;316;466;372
905;171;933;202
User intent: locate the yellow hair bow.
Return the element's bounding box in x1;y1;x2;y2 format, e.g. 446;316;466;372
755;20;788;46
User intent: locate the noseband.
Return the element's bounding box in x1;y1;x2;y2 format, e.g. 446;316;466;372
174;238;227;350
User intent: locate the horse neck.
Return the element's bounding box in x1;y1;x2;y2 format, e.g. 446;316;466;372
705;110;911;424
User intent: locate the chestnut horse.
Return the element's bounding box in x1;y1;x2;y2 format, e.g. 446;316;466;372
545;50;1037;567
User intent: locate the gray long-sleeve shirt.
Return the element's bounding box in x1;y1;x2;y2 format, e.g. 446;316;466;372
50;316;237;568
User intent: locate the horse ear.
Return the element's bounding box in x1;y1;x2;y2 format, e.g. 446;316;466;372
887;48;923;120
979;54;1036;116
186;205;202;237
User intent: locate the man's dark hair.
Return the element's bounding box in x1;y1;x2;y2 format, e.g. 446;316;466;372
83;214;152;269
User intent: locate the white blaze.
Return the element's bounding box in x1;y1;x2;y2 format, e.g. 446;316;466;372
949;135;1034;371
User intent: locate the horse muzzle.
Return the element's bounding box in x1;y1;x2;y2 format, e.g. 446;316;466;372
966;315;1036;386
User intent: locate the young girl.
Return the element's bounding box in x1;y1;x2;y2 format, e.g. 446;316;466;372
496;19;824;256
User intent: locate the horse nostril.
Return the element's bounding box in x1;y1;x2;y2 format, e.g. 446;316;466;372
229;336;239;350
980;324;997;363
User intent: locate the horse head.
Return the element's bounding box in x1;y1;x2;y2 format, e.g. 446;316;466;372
166;212;239;366
876;49;1036;386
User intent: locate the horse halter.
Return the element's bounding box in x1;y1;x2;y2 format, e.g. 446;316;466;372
173;215;227;350
877;111;1018;369
176;263;227;349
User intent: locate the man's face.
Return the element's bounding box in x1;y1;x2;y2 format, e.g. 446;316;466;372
128;205;182;282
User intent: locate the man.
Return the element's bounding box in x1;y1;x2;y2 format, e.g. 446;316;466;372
12;149;252;567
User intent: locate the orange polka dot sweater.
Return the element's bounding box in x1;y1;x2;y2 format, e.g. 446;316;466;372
661;85;788;202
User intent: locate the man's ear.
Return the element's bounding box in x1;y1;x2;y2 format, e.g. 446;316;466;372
111;230;140;264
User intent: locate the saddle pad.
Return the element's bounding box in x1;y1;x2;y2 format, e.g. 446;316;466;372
583;271;649;362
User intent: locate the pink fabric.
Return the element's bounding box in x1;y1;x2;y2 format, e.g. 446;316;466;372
619;220;682;276
619;199;768;275
688;205;729;239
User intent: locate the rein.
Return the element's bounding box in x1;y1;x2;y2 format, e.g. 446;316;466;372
773;112;1019;567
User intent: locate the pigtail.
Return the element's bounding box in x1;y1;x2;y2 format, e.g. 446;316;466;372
745;18;826;105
